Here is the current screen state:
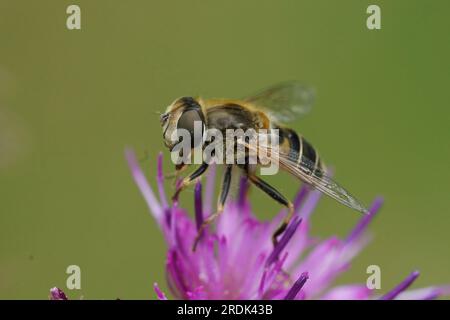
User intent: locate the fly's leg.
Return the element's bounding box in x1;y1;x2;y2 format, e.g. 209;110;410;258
246;171;294;247
165;163;188;180
172;163;209;201
192;164;233;251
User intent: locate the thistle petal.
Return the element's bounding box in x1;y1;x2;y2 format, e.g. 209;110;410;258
266;217;302;267
125;149;163;224
194;181;204;231
380;271;420;300
346;197;383;243
284;272;309;300
154;282;168;300
50;287;68;300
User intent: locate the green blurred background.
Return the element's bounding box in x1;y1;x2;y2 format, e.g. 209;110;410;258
0;0;449;299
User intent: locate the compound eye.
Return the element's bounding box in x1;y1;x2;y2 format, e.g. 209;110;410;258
177;110;204;147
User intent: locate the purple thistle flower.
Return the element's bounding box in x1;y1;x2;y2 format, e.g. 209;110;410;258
49;287;68;300
115;149;450;300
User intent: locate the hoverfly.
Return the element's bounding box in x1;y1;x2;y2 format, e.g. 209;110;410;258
160;82;368;251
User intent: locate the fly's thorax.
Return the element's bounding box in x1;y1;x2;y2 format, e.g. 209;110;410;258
204;102;270;132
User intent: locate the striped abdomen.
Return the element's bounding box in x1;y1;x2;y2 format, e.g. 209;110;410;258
277;127;324;177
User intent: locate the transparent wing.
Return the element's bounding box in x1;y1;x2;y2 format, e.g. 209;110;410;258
241;138;368;214
279;153;368;214
244;81;315;123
